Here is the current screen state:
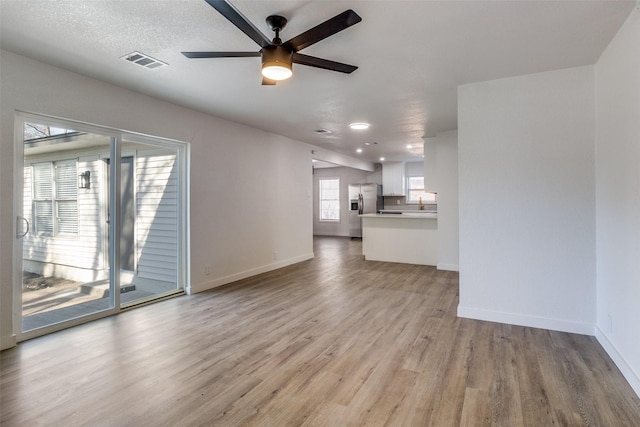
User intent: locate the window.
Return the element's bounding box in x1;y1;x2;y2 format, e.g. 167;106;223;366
319;178;340;221
32;159;78;236
24;123;77;141
406;176;437;204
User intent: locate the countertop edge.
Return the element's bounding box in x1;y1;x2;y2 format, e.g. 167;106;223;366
360;213;437;219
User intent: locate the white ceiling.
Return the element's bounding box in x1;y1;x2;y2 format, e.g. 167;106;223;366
0;0;634;163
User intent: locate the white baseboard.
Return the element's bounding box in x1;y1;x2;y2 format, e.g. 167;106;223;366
1;333;17;350
457;305;595;335
193;252;315;293
437;263;459;271
595;326;640;399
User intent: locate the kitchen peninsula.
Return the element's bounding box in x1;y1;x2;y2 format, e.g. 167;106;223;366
360;213;437;266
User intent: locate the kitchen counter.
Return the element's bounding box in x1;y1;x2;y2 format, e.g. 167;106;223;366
378;209;437;214
361;212;437;219
360;213;437;266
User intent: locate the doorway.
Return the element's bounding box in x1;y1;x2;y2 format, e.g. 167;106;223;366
16;114;189;339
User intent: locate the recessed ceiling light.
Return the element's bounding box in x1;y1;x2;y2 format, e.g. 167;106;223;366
406;144;413;149
349;122;370;130
356;148;363;153
364;142;371;146
380;157;385;161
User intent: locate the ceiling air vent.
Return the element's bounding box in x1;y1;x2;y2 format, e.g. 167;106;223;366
121;51;167;70
314;129;332;135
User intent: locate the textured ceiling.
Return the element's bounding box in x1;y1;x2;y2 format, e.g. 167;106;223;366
0;0;634;164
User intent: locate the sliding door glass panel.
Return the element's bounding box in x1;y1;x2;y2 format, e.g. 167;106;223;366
118;139;183;307
18;116;188;338
21;123;115;332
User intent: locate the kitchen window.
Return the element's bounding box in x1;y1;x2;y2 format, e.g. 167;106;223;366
406;176;437;204
32;159;78;236
319;178;340;221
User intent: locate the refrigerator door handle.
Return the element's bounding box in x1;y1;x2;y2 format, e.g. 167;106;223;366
358;194;364;214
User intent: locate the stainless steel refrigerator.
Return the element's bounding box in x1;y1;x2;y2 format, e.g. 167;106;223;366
348;183;383;238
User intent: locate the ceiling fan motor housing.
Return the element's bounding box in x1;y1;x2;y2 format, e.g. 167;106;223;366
261;45;293;79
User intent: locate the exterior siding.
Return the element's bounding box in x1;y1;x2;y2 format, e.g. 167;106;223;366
135;150;178;284
23;143;178;285
23;154;106;281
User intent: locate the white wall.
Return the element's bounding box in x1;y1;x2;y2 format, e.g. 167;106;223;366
312;166;377;237
594;8;640;396
458;66;596;335
435;130;459;271
423;131;459;271
0;50;315;349
423;137;437;192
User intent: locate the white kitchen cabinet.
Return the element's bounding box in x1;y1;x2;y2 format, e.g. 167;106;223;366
382;161;405;196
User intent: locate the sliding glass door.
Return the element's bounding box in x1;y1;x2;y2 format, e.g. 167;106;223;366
115;137;184;307
16;114;188;338
20;123;116;332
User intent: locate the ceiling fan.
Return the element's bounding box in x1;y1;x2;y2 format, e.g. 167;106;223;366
182;0;362;85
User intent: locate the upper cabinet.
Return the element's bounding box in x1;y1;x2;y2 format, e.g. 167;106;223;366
382;161;405;196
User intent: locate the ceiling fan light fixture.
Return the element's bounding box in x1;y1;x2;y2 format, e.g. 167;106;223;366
261;46;293;81
262;64;292;80
349;122;370;130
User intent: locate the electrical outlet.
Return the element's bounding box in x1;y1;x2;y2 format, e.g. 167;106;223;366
205;264;211;276
396;199;400;205
273;251;278;260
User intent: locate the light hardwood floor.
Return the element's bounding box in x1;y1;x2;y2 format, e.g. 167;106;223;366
1;236;639;426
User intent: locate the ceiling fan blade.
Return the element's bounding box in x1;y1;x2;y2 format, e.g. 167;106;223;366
182;51;261;59
293;53;358;74
204;0;272;48
283;9;361;53
261;77;277;85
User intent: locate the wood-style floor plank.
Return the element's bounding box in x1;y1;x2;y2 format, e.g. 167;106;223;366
1;236;639;426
